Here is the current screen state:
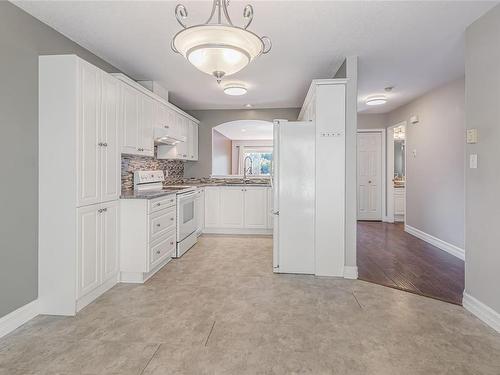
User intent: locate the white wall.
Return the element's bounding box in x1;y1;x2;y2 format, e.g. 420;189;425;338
358;113;388;130
464;4;500;318
387;78;465;250
211;129;232;175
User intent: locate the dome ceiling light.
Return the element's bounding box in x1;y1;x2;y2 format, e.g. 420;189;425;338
366;95;388;106
171;0;272;83
223;84;247;96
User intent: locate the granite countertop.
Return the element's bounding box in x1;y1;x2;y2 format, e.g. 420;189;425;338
186;182;271;188
120;190;177;200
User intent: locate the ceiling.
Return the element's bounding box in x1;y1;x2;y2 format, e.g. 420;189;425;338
214;120;273;140
13;1;497;113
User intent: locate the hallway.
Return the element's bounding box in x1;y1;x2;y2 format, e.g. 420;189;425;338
357;222;465;305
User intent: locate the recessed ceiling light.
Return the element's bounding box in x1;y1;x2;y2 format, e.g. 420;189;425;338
366;95;387;106
241;129;247;132
245;104;253;108
223;84;247;96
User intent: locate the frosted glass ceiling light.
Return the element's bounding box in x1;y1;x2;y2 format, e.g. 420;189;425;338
172;0;272;83
223;84;247;96
366;95;388;106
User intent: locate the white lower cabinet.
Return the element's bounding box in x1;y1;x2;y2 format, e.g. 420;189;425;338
120;195;177;283
76;200;120;311
195;188;205;236
394;187;405;221
204;186;272;234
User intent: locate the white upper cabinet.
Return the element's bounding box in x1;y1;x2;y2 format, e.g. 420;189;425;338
243;187;268;229
187;120;199;161
120;83;140;155
192;121;199;160
100;74;121;203
140;95;154;156
77;60;101;207
77;61;120;207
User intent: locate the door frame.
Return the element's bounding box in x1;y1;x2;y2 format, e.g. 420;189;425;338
356;129;386;221
386;121;407;223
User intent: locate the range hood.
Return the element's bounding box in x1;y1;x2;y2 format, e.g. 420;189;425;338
154;127;186;145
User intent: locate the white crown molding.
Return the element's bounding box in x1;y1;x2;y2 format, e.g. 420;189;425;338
463;293;500;333
405;224;465;260
0;300;39;338
343;266;359;280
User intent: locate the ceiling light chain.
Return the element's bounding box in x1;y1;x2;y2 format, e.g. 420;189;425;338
171;0;271;82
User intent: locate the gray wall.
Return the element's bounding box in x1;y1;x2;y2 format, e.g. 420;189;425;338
0;2;120;318
211;129;232;175
388;78;465;249
184;108;300;178
358;113;388;130
465;4;500;313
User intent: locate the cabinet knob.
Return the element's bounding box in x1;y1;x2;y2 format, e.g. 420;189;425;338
102;142;108;147
170;217;174;221
156;250;161;255
156;203;161;206
102;207;107;212
97;209;103;213
170;241;174;245
156;223;161;227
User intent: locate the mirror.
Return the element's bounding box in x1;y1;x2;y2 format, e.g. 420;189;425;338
394;139;405;187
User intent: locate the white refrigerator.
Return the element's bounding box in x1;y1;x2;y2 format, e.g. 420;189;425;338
272;120;315;274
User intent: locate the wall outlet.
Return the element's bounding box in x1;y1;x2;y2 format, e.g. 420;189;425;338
469;154;478;169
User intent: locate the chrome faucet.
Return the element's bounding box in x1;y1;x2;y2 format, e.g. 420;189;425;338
243;156;253;181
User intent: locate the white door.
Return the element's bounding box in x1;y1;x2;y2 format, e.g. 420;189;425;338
77;204;101;299
77;61;100;207
267;187;273;229
101;200;119;283
100;74;120;203
140;96;154;156
220;187;244;228
275;121;315;274
121;83;140;155
204;187;220;228
357;132;382;220
244;187;267;229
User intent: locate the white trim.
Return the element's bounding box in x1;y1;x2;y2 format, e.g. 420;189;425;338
203;228;273;235
343;266;358;279
463;292;500;333
404;224;465;260
0;300;39;338
357;129;386;221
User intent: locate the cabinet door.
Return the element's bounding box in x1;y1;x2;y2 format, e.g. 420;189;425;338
177;116;188;159
140;96;154;156
220;187;244;228
192;122;199;161
244;187;268;229
77;205;101;299
100;74;120;202
121;83;140;155
187;121;195;160
153;101;169;130
77;61;101;207
267;187;274;229
101;200;120;283
204;187;220;228
195;189;204;235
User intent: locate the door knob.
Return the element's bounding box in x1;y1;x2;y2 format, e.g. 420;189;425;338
368;180;372;184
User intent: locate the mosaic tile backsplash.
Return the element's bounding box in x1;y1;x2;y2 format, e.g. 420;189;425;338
121;151;184;191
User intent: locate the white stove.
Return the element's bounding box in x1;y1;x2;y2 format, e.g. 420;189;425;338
134;171;198;257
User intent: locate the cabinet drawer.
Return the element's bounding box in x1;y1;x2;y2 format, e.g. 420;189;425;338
150;206;176;241
150;230;176;266
150;195;176;213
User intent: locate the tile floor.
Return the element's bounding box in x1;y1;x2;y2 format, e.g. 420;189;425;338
1;235;499;374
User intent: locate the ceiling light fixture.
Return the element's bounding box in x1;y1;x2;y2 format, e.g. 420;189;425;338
171;0;272;83
223;84;247;96
366;95;388;106
245;104;253;108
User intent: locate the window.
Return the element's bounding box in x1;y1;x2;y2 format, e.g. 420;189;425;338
244;150;273;176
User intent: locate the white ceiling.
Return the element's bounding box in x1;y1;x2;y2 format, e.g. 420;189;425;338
13;1;497;113
214;120;273;140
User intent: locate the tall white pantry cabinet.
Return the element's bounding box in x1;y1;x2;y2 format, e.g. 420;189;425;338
39;55;120;315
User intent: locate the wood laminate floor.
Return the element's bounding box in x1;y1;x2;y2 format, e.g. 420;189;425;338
357;222;465;305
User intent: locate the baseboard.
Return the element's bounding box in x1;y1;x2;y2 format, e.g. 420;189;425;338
0;299;39;338
404;224;465;260
343;266;358;279
463;292;500;333
203;228;273;235
120;256;171;284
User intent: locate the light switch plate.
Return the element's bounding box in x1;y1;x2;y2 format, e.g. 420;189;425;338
469;154;478;169
466;129;478;144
